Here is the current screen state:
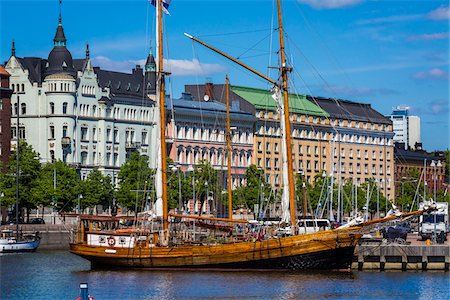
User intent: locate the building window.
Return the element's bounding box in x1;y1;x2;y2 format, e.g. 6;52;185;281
93;152;97;165
274;158;279;169
50;150;55;161
106;128;111;142
106;152;111;166
314;146;318;156
265;158;271;169
81;152;88;165
306;145;310;155
92;127;97;140
114;129;119;143
49;126;55;139
142;131;148;144
114;153;119;166
62;126;68;137
16;126;26;139
298;145;302;155
257;142;262;152
314;161;319;171
50;102;55;114
13;103;18;115
81;127;88;141
63;102;68;114
21;103;26;115
306;160;311;170
266;142;270;152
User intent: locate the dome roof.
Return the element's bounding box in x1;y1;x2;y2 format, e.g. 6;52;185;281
45;46;76;77
44;16;76;78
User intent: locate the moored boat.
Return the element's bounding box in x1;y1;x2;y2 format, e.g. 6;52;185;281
0;229;40;253
69;0;431;270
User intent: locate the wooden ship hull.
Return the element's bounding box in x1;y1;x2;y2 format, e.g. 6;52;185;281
70;229;360;270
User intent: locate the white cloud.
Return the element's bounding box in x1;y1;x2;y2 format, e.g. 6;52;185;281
413;68;449;80
427;6;450;20
166;58;225;76
297;0;361;9
92;56;224;77
357;14;422;25
407;32;449;41
429;100;449;115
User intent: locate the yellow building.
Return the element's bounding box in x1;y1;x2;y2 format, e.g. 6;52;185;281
184;84;395;200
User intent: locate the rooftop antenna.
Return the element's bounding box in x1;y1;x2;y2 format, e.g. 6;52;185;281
85;43;90;59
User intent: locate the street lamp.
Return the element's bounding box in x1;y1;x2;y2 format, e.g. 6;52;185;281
430;160;441;243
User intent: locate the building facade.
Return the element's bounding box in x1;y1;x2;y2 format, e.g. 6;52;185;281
313;96;395;200
389;106;421;150
5;14;157;183
394;145;446;196
185;83;395;200
0;66;12;171
166;91;255;187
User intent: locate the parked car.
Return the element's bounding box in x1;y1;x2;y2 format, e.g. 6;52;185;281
30;218;45;224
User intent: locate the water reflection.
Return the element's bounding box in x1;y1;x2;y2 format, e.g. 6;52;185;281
1;251;449;300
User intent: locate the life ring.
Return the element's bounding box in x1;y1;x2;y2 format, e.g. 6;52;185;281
107;236;116;246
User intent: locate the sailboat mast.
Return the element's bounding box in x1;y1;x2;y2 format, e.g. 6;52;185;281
225;75;233;228
157;0;168;233
276;0;296;228
16;93;20;238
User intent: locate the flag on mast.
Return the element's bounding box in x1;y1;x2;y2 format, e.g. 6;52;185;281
150;0;172;15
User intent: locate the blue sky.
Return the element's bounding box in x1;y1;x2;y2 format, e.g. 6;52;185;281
1;0;449;150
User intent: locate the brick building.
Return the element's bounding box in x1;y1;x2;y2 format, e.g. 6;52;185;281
0;66;12;171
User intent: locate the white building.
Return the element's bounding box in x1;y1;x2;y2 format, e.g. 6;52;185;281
389;106;420;150
5;14;157;183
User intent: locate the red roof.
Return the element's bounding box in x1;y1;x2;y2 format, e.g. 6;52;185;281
0;66;10;76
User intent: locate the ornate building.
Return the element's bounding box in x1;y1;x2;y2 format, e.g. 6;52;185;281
5;12;157;183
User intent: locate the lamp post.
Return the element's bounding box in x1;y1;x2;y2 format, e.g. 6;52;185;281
430;160;441;243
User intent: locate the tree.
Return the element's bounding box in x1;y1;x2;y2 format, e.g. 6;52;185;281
233;165;273;212
185;160;218;215
31;160;81;213
0;141;41;222
116;152;154;212
80;169;114;210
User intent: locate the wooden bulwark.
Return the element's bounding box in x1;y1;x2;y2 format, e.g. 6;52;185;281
70;228;360;268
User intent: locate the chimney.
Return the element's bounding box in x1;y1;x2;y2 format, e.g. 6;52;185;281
204;79;215;102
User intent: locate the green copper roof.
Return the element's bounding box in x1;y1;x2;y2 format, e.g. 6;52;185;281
231;86;329;117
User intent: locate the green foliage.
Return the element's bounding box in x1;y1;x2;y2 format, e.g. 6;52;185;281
116;152;154;212
233;165;273;210
80;169;114;209
0;141;41;219
31;160;81;212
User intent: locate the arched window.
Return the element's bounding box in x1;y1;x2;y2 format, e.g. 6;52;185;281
21;84;25;92
21;103;26;115
13;103;18;115
63;102;68;114
81;152;88;165
92;105;97;117
50;102;55;114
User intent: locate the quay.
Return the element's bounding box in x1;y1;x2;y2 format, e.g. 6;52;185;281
353;233;450;271
0;224;73;250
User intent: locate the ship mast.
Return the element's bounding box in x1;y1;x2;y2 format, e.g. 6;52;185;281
225;75;233;230
276;0;296;229
156;0;169;237
185;0;297;230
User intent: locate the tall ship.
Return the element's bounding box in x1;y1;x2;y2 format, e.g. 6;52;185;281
69;0;429;269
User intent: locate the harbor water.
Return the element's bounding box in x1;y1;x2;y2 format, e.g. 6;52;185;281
1;251;449;299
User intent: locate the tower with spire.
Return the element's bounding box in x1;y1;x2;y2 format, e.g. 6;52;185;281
145;47;156;96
